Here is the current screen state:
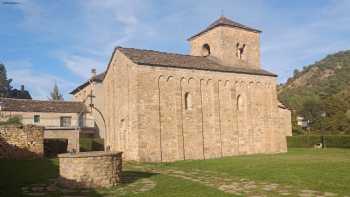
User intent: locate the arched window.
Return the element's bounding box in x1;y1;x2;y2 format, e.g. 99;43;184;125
236;43;240;58
201;44;211;57
237;95;243;111
184;92;192;110
236;43;246;60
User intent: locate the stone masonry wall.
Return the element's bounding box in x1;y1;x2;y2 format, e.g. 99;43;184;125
134;65;287;162
72;82;106;139
189;26;260;69
103;52;139;161
102;51;290;163
278;107;292;137
44;129;79;152
0;125;44;159
58;151;122;188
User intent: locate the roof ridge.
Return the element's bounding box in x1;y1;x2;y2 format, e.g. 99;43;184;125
188;16;261;41
0;97;82;103
117;46;204;58
117;46;266;69
115;46;276;77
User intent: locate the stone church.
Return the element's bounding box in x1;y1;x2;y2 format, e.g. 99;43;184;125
73;16;292;162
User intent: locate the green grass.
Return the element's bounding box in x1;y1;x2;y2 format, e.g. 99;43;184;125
1;148;350;196
0;159;58;196
79;137;104;152
94;174;232;197
151;148;350;195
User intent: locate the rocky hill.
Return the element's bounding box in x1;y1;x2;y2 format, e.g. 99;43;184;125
278;50;350;134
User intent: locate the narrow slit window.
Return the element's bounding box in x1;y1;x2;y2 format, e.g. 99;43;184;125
237;95;243;111
184;92;192;110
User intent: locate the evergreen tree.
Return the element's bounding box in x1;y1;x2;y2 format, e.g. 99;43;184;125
0;63;12;97
49;83;64;101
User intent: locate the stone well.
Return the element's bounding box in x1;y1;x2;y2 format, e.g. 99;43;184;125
58;151;122;188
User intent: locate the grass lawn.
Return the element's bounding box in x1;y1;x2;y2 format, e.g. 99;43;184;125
152;148;350;195
0;159;59;196
1;148;349;196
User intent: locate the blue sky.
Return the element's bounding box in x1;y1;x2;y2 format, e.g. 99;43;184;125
1;0;350;99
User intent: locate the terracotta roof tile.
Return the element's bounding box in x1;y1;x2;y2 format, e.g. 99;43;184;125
0;98;87;113
188;16;261;40
118;47;276;77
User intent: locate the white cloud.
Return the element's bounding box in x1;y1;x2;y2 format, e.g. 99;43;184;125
9;0;350;87
59;53;104;79
260;0;350;82
6;60;76;100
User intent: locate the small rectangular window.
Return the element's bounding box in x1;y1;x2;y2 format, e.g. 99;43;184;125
60;116;72;127
33;115;40;123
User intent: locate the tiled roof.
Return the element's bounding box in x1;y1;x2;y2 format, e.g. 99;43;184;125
278;102;289;110
70;72;105;95
188;16;261;40
118;47;277;77
0;98;87;113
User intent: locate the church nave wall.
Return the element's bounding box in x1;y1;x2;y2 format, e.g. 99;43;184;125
135;66;282;162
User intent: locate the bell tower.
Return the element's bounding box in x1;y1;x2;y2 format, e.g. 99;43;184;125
188;16;261;69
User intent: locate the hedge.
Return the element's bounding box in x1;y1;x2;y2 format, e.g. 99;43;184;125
287;135;350;148
80;138;104;152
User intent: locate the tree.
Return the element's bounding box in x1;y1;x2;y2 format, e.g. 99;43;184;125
0;64;31;99
293;69;300;77
9;87;32;99
0;63;12;97
279;50;350;134
300;97;323;123
49;83;64;101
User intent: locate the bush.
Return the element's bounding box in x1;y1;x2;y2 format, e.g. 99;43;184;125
80;137;104;152
287;135;350;148
0;116;22;126
7;116;22;125
324;135;350;148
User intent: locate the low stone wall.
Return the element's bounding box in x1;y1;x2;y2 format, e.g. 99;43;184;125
0;125;44;159
44;129;79;152
58;151;122;188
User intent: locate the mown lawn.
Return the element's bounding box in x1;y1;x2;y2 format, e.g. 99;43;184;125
155;148;350;195
0;148;349;196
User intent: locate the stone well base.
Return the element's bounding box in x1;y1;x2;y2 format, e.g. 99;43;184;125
58;151;122;188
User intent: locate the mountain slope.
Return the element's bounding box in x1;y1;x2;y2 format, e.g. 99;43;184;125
278;50;350;134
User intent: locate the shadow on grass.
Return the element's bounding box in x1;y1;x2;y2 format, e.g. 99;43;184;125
120;170;159;184
0;135;157;196
0;157;159;197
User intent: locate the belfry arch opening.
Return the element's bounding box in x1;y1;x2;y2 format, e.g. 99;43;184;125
236;43;246;60
201;44;211;57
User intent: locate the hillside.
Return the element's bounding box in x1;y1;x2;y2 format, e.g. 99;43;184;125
278;50;350;134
